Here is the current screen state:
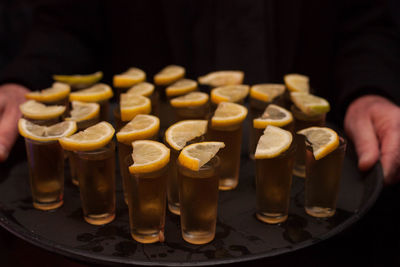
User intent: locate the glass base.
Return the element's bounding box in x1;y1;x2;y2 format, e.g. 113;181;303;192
305;206;336;218
218;177;238;191
182;230;215;245
292;164;305;178
168;202;180;215
256;212;288;224
131;230;164;244
33;200;63;211
84;213;115;225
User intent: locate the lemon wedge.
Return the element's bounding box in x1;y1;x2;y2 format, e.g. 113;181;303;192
178;141;225;171
297;127;339;160
253;104;293;129
129;140;170;174
59;121;115;151
69;83;113;102
53;71;103;88
25;82;70;103
113;67;146;88
249;84;285;102
211;102;247;128
20;100;66;120
255;125;293;159
18;118;77;141
66;101;100;122
165;120;208;151
284;73;310;93
170;92;209;108
290;92;330;116
211;85;249;104
198;71;244;87
154;65;185;85
166;79;198;97
120;94;151;121
126;82;155;97
116;114;160;144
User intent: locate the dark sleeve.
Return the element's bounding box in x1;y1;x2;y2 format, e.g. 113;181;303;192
0;0;105;90
334;0;400;118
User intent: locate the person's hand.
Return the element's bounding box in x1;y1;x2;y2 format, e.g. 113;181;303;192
344;94;400;185
0;83;30;161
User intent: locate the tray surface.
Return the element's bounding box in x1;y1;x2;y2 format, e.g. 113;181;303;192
0;128;383;266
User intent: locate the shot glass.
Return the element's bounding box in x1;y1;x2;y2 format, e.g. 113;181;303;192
178;156;220;244
74;142;116;225
207;123;243;190
68;116;100;186
304;137;346;218
291;105;326;177
126;157;168;243
255;143;295;224
118;133;159;205
24;138;65;210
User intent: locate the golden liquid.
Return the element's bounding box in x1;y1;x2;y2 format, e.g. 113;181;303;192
305;139;346;218
207;123;242;190
68;116;100;186
291;105;326;177
178;157;220;244
172;102;210;122
25;138;64;210
166;148;180;215
255;144;295;224
118;142;132;205
127;165;168;243
76;144;116;225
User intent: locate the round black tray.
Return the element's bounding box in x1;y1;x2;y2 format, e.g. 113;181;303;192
0;131;383;266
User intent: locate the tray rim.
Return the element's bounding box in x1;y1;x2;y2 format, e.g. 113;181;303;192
0;160;383;266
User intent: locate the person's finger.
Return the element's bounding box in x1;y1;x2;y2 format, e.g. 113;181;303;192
0;102;20;161
344;106;380;172
374;110;400;184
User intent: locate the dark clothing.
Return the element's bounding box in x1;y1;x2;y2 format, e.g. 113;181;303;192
1;0;399;123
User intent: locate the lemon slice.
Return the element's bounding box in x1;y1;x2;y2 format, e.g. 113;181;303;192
25;82;71;103
297;127;339;160
120;94;151;121
65;101;100;122
290;92;330;116
116;114;160;144
59;121;115;151
113;67;146;88
53;71;103;87
253;104;293;129
129;140;170;174
165;120;208;151
170;92;209;108
198;71;244;87
69;83;113;102
166;79;198;97
18;118;77;141
250;84;285;102
211;85;249;104
126;82;155;97
284;73;310;93
255;125;293;159
211;102;248;128
20;100;66;120
178;141;225;171
154;65;185;85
